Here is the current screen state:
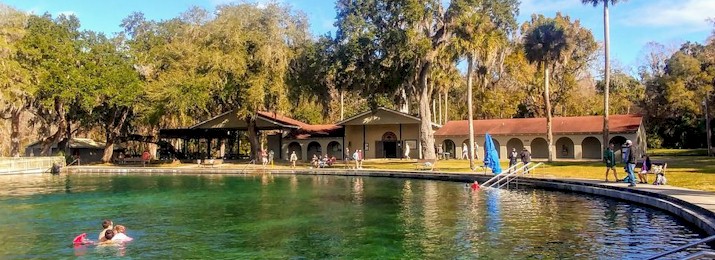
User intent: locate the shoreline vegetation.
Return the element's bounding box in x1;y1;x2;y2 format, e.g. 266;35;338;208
91;149;715;192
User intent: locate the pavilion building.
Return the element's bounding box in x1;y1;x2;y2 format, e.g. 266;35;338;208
159;107;645;162
433;114;646;161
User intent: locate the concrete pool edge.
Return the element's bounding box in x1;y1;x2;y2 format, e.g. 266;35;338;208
67;166;715;236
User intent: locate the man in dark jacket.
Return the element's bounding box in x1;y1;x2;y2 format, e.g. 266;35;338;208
625;140;637;187
520;148;531;174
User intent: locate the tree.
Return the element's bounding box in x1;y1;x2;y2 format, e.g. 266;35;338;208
451;0;518;168
523;16;570;162
17;14;86;155
209;3;308;160
582;0;627;151
81;32;143;162
0;4;31;157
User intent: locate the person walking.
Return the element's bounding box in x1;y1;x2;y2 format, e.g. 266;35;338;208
462;143;468;160
358;149;364;169
344;147;351;168
603;143;618;182
625;140;637;187
404;142;411;160
520;148;531;174
353;150;360;169
508;148;519;172
289;151;298;168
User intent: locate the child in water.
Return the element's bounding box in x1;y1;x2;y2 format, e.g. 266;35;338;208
112;225;133;242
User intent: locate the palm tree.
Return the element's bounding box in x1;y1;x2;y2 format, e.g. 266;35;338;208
524;21;569;162
582;0;626;151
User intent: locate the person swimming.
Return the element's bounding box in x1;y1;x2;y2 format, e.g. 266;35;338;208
98;219;113;241
112;225;133;242
100;229;115;244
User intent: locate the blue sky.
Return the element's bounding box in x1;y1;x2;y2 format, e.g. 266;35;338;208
3;0;713;70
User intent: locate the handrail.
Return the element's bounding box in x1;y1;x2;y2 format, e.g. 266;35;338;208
680;250;715;260
489;163;533;188
644;234;715;260
497;163;543;188
480;162;530;188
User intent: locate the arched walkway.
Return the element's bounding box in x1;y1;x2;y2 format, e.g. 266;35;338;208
556;137;575;159
506;138;524;154
443;139;456;160
581;137;601;159
531;138;549;159
307;142;322;160
288;142;302;161
327;141;342;159
609;135;628;162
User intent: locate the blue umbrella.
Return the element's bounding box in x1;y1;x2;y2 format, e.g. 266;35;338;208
483;133;502;174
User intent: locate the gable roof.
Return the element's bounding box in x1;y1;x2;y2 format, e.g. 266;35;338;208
337;107;441;127
26;138;106;150
434;114;642;137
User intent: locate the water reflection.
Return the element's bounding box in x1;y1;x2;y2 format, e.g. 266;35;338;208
0;174;710;259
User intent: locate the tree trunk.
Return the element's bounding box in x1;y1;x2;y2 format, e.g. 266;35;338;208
247;117;260;160
706;93;712;156
102;107;131;163
40;99;66;156
438;92;443;124
444;89;448;123
603;0;611;150
467;53;476;170
545;65;553;162
398;87;410;113
9;109;21;157
340;90;345;120
418;61;436;160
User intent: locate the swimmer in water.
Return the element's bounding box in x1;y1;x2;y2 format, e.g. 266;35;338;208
98;219;113;241
112;225;133;242
99;229;115;244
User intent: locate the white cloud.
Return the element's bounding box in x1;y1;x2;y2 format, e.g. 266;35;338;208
620;0;714;31
519;0;579;15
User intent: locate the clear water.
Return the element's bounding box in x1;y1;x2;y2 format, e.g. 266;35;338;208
0;173;710;259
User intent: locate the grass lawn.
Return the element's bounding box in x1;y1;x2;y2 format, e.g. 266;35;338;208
358;156;715;192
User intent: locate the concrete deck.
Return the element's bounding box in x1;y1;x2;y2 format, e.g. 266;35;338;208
66;166;715;236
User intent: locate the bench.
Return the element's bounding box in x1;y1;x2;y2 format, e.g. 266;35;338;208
198;159;223;168
415;159;437;171
635;161;667;174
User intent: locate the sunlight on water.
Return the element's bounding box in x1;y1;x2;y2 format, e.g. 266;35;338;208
0;173;710;259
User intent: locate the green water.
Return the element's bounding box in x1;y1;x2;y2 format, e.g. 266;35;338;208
0;173;710;259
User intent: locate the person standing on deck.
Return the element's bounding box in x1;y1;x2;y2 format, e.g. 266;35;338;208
508;148;519;172
625;140;637;187
520;148;531;174
603;143;618;182
404;142;411;160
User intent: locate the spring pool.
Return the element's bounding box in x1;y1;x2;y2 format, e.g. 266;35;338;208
0;173;710;259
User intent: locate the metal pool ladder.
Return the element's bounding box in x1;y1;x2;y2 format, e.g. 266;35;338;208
481;162;543;189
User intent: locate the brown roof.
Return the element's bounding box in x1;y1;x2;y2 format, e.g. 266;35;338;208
434;114;642;136
257;111;343;139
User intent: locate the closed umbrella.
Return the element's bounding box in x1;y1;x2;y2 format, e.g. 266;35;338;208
484;133;502;174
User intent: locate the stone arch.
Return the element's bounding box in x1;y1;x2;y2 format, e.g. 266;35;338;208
443;139;456;160
307;141;322;160
581;137;601;159
288;142;302;161
382;132;397;141
327;141;342;160
531;138;549;159
609;135;628;161
555;137;575;159
506;138;524;154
